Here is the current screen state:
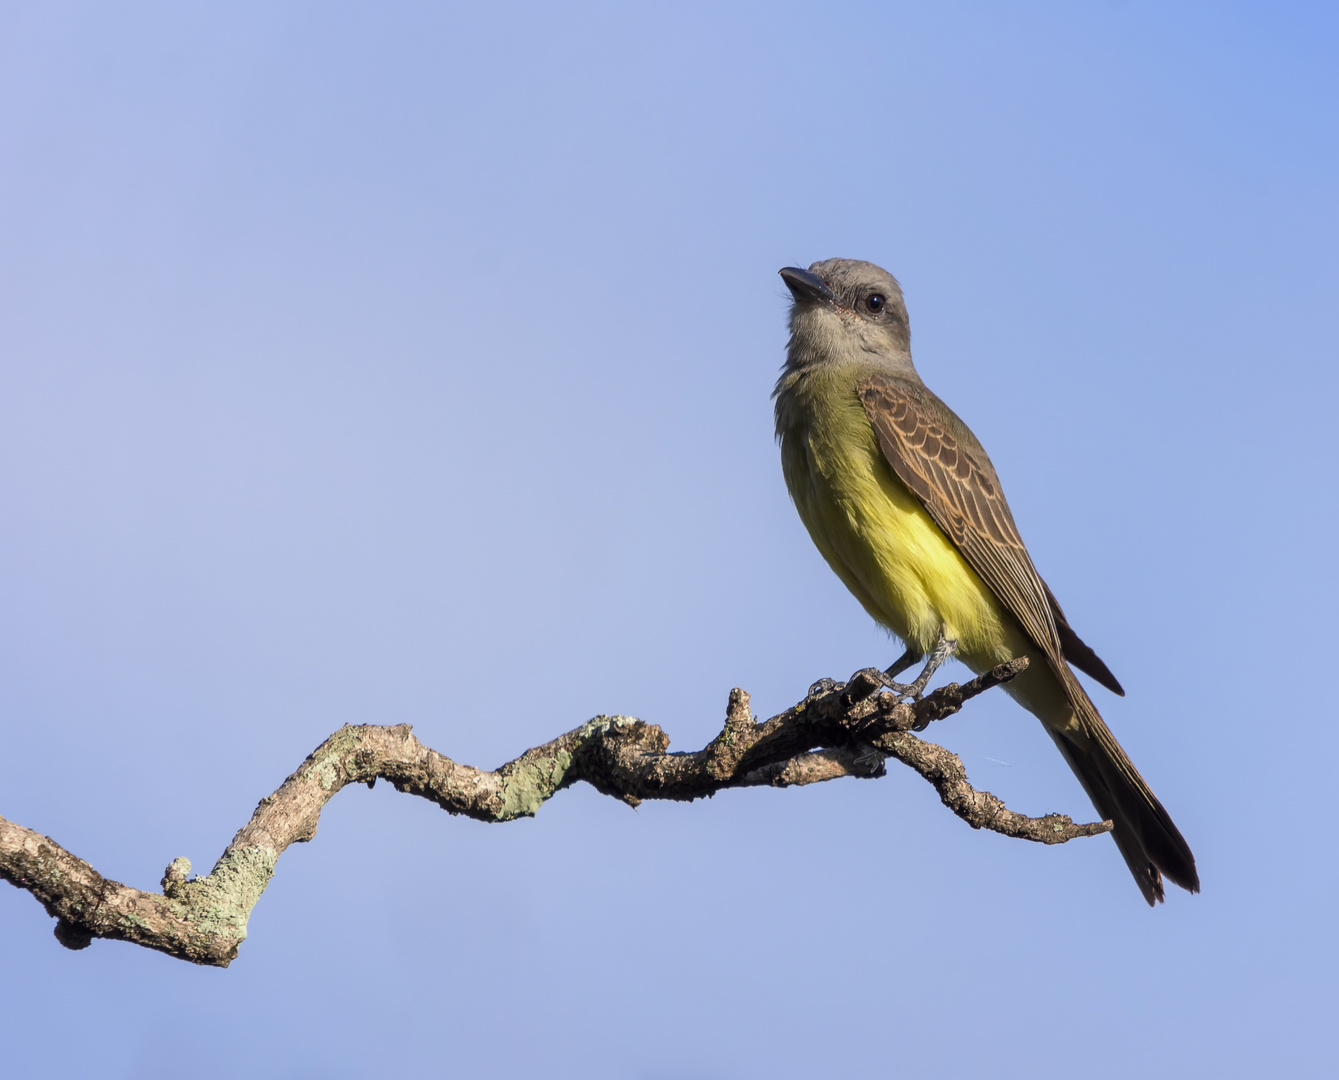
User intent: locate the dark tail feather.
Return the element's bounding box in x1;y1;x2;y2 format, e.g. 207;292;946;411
1047;730;1161;904
1049;687;1199;905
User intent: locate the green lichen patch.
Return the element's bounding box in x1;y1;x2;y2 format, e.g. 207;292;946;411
166;845;277;942
576;714;637;739
498;750;573;820
301;725;366;791
497;716;637;820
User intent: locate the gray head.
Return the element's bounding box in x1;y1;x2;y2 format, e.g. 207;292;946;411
778;258;914;374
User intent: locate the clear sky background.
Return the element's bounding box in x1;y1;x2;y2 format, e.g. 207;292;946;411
1;3;1335;1077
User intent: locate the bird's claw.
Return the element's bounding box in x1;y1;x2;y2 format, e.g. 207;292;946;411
845;667;917;704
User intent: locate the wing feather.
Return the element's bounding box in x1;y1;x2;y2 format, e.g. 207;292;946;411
858;375;1064;669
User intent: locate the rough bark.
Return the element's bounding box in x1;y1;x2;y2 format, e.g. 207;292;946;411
0;658;1110;967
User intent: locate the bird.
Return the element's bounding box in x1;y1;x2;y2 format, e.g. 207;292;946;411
773;258;1198;904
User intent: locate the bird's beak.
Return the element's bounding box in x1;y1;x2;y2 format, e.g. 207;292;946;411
779;266;835;305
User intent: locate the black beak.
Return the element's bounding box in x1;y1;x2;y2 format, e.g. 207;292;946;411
779;266;835;305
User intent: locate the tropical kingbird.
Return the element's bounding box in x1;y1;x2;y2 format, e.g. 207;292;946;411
774;258;1197;904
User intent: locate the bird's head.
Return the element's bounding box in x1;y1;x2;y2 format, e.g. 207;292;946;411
779;258;913;374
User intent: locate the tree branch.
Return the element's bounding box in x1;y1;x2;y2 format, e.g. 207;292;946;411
0;657;1110;966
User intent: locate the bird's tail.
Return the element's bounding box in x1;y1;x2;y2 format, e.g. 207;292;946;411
1054;674;1199;905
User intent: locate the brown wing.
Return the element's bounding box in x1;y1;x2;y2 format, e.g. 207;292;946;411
858;374;1066;672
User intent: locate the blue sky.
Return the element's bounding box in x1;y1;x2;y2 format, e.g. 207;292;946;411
1;3;1336;1076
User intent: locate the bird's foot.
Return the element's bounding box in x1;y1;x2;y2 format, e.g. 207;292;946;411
847;667;918;701
848;636;960;707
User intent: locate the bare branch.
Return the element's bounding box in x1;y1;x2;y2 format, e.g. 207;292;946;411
0;658;1110;966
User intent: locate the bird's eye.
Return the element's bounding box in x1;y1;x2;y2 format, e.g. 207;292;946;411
866;293;886;314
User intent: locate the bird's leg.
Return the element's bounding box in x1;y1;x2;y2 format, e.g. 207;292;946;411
884;646;924;682
900;633;958;699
